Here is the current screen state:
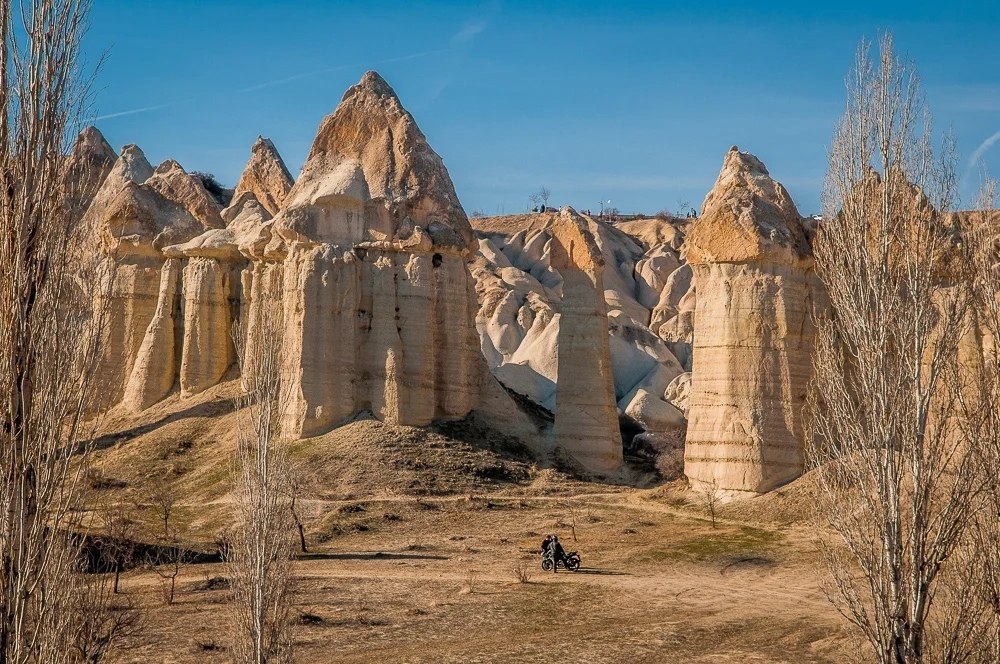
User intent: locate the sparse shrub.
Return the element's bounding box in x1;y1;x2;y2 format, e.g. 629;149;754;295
87;469;127;490
190;171;230;206
295;610;324;626
459;571;478;595
157;438;193;460
195;575;230;592
194;638;225;653
510;563;531;584
701;478;721;529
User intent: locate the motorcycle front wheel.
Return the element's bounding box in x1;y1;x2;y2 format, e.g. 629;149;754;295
541;558;553;571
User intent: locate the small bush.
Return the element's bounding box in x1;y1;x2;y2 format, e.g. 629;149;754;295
296;610;324;625
510;563;531;584
194;575;229;592
459;571;478;595
194;638;224;652
86;469;127;490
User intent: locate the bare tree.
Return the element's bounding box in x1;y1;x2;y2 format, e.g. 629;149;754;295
538;186;551;208
150;529;187;607
286;462;308;555
947;180;1000;661
147;477;178;539
700;478;721;529
229;305;294;662
97;503;139;594
0;1;113;662
68;569;143;662
806;34;992;663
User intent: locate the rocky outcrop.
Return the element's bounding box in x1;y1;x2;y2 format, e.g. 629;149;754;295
268;71;480;438
90;71;488;438
88;146;225;408
233;137;294;216
470;212;688;453
274;71;473;253
682;147;816;494
549;209;623;474
63;126;117;214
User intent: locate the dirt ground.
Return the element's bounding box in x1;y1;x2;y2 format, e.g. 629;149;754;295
86;382;863;663
103;490;861;663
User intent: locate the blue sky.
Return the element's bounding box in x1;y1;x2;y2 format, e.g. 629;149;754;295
83;1;1000;216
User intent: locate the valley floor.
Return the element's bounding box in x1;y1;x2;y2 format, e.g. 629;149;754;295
107;487;859;663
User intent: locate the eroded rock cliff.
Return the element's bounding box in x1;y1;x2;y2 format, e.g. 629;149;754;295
90;72;488;444
682;147;817;494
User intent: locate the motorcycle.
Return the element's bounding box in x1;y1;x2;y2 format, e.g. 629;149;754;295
541;549;581;572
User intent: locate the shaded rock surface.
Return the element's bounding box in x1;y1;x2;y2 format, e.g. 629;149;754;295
470;211;689;440
548;208;623;474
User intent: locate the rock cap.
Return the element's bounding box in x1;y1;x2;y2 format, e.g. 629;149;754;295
685;146;811;266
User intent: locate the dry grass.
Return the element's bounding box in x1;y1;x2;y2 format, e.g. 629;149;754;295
510;563;532;584
84;383;859;663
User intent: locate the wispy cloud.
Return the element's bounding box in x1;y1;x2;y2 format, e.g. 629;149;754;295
92;103;171;121
963;128;1000;184
452;17;489;44
91;48;451;124
237;67;351;94
451;1;501;44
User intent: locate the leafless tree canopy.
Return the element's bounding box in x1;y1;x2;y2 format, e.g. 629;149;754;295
229;306;295;663
807;34;999;663
0;1;110;662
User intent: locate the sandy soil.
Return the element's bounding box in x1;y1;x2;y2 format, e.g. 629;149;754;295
103;488;860;663
85;381;861;663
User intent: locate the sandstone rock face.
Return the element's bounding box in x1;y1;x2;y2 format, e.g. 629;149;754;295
63;126;117;214
233;137;294;216
90;72;487;439
549;209;623;474
87;146;226;408
470;212;688;450
179;257;237;396
274;71;473;253
683;147;816;494
121;259;182;411
262;71;480;437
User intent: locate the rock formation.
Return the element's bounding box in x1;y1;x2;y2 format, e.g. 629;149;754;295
89;71;486;445
63;126;117;214
233;137;294;216
267;71;480;438
548;208;623;474
85;142;229;408
470;212;688;454
682;146;816;494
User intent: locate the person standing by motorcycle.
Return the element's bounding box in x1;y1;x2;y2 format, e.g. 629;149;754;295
548;535;567;573
540;534;552;556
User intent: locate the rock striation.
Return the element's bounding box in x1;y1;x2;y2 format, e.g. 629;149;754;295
268;71;480;438
89;71;485;444
548;208;623;474
682;147;817;494
85;142;228;408
470;212;688;455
